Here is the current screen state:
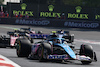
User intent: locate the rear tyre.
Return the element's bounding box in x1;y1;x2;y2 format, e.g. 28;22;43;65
80;44;93;64
10;46;15;48
0;35;2;43
0;35;8;48
16;38;31;57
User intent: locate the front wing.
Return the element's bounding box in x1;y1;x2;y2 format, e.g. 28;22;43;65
47;54;92;62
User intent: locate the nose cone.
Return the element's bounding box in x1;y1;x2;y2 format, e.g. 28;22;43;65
60;44;76;59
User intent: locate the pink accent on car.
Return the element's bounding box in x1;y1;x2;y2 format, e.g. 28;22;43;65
31;31;35;34
10;36;18;46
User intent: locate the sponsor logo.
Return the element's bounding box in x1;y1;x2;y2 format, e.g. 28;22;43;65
40;5;62;18
21;3;27;10
15;19;50;25
30;34;49;38
68;6;89;19
64;21;99;28
48;5;54;12
68;13;88;19
48;55;68;59
79;56;91;61
75;6;82;13
95;15;100;19
13;3;34;16
40;12;61;18
13;10;34;16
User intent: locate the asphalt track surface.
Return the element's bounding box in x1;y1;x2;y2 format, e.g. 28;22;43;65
0;24;100;67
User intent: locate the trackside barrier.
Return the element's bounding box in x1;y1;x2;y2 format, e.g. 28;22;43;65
0;18;100;29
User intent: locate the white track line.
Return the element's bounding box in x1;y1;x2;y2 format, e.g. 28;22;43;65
75;39;100;45
0;55;21;67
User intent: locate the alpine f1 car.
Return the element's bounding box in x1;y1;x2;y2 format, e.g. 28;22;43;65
15;33;97;64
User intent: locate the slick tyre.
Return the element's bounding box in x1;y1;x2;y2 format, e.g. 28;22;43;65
0;35;7;48
37;43;51;62
80;44;93;64
16;38;31;57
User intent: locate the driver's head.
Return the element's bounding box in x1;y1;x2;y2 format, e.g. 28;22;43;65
60;30;64;34
57;39;60;43
15;33;19;37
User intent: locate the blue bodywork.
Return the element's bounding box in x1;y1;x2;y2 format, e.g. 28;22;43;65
56;44;76;59
30;33;76;59
49;38;76;59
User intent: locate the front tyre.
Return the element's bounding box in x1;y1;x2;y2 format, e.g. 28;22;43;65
37;43;51;62
80;44;93;64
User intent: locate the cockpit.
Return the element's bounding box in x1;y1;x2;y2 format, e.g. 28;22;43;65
49;38;67;44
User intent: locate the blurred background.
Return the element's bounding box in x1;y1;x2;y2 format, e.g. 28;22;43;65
1;0;100;7
1;0;100;21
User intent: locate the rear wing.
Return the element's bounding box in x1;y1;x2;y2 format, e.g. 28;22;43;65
30;33;49;39
7;32;14;35
57;31;69;34
7;31;26;36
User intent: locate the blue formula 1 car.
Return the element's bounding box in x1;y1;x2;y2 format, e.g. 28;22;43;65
15;34;97;64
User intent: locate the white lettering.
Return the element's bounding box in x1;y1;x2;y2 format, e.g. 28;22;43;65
64;22;99;28
15;19;50;25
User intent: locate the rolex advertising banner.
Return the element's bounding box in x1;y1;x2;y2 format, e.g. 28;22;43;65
65;6;94;21
39;4;65;19
7;3;100;21
7;3;38;18
39;4;94;20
